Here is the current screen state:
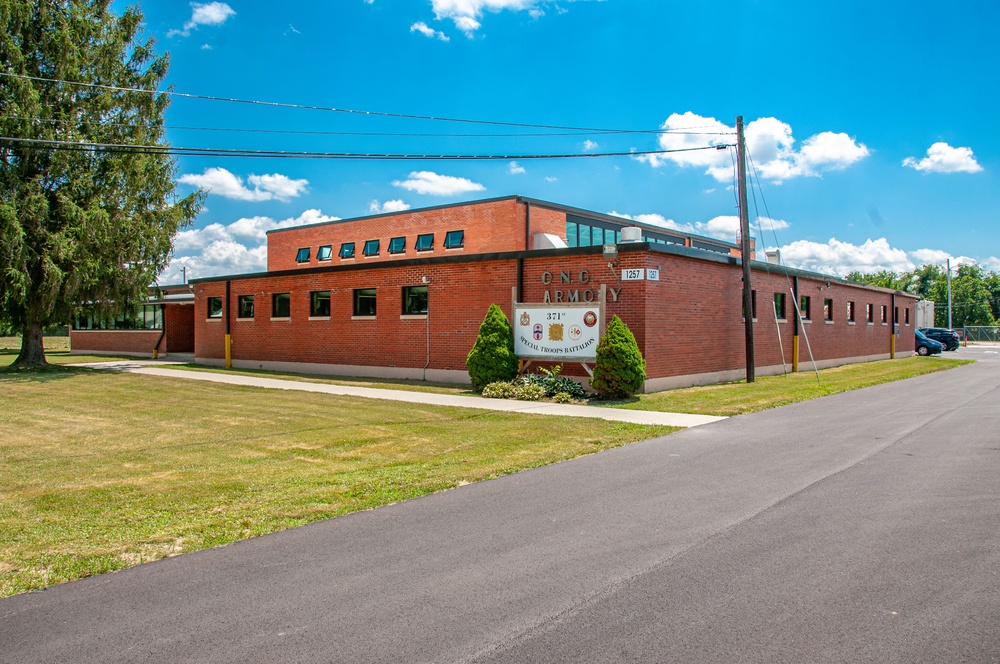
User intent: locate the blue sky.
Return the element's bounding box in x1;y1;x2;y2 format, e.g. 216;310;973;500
130;0;998;283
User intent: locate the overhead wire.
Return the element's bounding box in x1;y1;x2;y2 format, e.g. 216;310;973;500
0;135;734;161
0;72;736;136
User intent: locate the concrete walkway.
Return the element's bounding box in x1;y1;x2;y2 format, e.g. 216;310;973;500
75;360;725;428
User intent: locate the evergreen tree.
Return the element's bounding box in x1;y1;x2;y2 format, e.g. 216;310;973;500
466;304;518;391
591;315;645;398
0;1;201;368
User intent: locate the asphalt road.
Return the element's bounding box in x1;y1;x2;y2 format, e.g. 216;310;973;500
2;348;998;663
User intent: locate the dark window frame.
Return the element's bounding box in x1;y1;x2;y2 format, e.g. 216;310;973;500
880;305;888;324
272;292;291;318
353;288;377;317
310;290;331;318
402;285;429;316
443;230;464;249
774;292;786;320
847;301;856;323
339;242;355;259
207;296;223;319
824;298;833;322
866;303;874;323
363;239;380;256
295;247;310;263
415;233;434;252
800;295;811;320
237;294;255;319
388;236;406;254
317;245;333;261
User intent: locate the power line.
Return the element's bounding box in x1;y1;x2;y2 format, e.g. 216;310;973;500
0;135;734;161
0;72;736;135
0;115;732;139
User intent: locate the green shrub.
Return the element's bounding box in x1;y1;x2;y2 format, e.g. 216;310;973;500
512;384;544;401
518;365;587;398
591;315;646;398
552;392;574;404
466;304;518;391
481;382;517;399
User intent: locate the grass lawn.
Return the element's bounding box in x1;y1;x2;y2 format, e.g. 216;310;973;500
0;368;674;597
602;356;973;416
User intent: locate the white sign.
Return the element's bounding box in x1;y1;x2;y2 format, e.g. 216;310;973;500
647;268;660;281
513;306;601;360
621;268;645;281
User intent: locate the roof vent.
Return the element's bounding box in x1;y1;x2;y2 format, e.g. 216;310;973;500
765;249;781;265
620;227;643;243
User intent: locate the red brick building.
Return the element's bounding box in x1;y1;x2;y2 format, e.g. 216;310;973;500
71;196;917;391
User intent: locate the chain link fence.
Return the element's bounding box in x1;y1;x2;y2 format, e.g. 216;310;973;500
963;326;1000;344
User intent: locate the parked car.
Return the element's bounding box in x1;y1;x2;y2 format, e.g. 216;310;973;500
915;329;944;356
918;327;960;351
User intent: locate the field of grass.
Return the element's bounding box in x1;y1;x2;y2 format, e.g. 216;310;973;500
603;356;972;416
0;368;674;597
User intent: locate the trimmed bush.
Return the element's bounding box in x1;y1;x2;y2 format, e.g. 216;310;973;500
552;392;574;404
517;365;587;398
481;382;517;399
511;384;544;401
591;315;646;398
466;304;518;391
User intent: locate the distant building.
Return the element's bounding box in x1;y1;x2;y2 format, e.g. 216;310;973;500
71;196;917;391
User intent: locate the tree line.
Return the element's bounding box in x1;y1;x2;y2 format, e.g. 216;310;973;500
846;264;1000;329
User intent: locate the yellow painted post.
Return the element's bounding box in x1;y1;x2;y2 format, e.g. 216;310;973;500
792;336;799;372
890;333;896;359
225;334;232;368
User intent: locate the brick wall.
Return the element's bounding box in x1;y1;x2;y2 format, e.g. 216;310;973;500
267;198;535;272
70;329;161;356
193;246;916;387
165;304;194;353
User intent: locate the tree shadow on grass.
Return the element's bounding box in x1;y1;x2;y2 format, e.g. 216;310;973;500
0;350;94;383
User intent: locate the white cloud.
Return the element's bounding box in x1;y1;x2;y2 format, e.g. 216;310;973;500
163;209;338;283
609;211;789;243
392;171;485;196
168;1;235;37
178;168;309;202
903;142;983;173
508;161;526;174
545;176;558;182
410;21;450;41
583;140;598;152
637;112;869;183
369;199;412;213
429;0;585;35
777;238;913;276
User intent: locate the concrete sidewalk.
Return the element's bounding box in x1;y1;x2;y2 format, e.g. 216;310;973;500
75;361;726;428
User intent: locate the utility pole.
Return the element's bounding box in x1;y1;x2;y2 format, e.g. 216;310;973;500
946;258;953;329
736;116;755;382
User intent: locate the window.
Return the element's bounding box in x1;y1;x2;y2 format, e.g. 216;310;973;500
388;236;406;254
237;295;255;319
339;242;355;259
847;301;856;323
894;307;899;325
742;290;757;319
74;305;162;330
824;298;833;321
296;247;310;263
415;233;434;252
207;296;223;318
774;293;786;320
402;285;428;315
310;290;331;317
353;288;376;317
866;303;874;323
272;292;291;318
317;245;333;261
443;230;464;249
880;305;888;324
363;239;380;256
905;308;911;325
800;295;811;320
